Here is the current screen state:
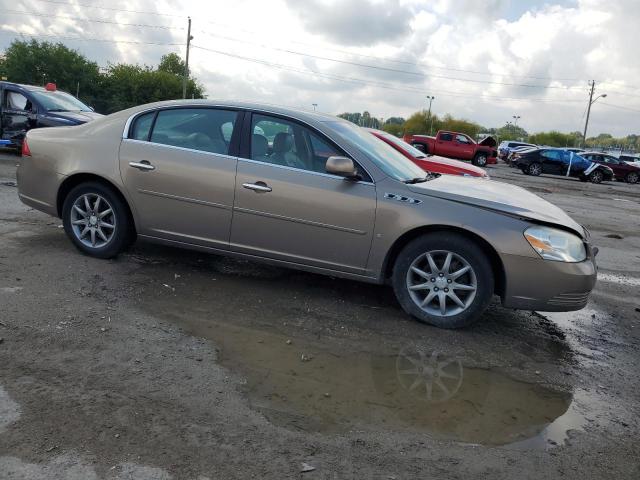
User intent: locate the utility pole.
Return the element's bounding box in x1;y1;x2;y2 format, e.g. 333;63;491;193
312;103;317;111
76;81;80;98
426;96;435;135
582;80;595;148
182;17;193;99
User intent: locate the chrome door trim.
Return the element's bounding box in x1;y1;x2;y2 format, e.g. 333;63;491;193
121;138;239;161
237;157;375;185
233;206;367;235
138;189;231;210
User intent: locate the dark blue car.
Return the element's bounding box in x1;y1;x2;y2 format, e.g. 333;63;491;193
513;147;614;184
0;81;102;150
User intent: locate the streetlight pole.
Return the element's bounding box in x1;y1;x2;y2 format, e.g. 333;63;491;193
426;96;435;135
582;80;606;148
312;103;317;111
182;17;193;99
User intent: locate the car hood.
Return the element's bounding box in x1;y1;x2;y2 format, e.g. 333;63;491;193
422;155;487;176
478;136;497;147
406;176;585;237
45;111;104;124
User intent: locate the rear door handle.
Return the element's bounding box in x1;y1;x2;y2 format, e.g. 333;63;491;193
242;182;272;193
129;160;155;171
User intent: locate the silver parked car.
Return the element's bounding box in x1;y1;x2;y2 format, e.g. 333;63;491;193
17;100;598;328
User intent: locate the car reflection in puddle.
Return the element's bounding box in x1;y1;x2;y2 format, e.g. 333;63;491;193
145;307;586;448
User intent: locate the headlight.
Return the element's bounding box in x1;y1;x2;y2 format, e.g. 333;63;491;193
524;226;586;262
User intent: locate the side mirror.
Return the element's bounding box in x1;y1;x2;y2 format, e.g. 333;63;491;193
326;156;359;179
412;143;426;153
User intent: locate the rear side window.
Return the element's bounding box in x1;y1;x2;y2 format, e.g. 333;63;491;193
541;150;561;160
130;112;155;141
439;133;453;141
149;108;239;155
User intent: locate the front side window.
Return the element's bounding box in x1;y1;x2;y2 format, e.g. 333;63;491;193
149;108;238;155
5;91;30;111
249;114;365;177
455;134;471;144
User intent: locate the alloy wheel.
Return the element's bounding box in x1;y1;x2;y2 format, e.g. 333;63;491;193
70;193;117;248
406;250;478;317
590;171;603;183
627;172;639;184
529;163;541;175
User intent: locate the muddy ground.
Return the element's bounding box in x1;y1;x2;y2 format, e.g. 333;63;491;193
0;151;639;479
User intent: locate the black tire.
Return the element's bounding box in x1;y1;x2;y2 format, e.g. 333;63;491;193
526;162;542;176
391;233;494;329
625;171;639;184
589;169;604;184
62;182;134;259
472;153;488;167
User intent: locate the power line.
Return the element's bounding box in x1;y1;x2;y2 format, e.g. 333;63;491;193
599;102;640;114
23;0;640;94
3;9;184;30
0;31;183;47
196;30;640;98
199;21;588;83
190;45;586;105
29;0;181;18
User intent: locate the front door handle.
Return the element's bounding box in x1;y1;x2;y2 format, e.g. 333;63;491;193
129;160;155;171
242;181;272;193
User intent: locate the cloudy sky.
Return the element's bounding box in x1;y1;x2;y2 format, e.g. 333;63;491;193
1;0;639;136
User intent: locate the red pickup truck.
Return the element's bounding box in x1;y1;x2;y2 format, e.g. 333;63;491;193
403;131;497;167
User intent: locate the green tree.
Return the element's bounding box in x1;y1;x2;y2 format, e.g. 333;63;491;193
1;39;101;106
158;53;185;76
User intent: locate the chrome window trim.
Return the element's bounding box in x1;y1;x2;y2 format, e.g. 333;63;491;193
237;157;375;186
121;103;375;182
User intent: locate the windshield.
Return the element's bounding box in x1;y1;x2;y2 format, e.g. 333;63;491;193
328;121;426;181
30;90;92;112
375;131;428;158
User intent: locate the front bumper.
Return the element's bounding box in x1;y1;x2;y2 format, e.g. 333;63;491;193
501;252;597;312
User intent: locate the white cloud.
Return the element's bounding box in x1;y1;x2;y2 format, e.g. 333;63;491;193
0;0;638;136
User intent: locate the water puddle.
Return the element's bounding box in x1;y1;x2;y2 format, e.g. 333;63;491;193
152;309;585;448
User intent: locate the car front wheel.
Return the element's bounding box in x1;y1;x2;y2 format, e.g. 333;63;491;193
62;182;133;259
392;233;494;329
589;170;604;184
625;171;639;184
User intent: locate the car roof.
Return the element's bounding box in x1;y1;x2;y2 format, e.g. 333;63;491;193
122;99;346;125
0;81;49;92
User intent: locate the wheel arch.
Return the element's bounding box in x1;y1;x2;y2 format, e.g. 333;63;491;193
381;225;506;297
56;173;137;234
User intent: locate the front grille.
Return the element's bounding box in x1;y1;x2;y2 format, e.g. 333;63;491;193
547;292;591;307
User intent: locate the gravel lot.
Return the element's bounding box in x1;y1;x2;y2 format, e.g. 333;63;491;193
1;151;639;479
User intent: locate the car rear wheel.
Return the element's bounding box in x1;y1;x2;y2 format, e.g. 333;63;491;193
392;233;494;329
473;153;487;167
625;171;639;184
62;182;133;259
589;170;604;184
526;162;542;176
